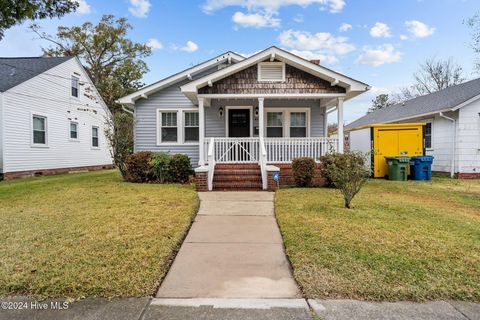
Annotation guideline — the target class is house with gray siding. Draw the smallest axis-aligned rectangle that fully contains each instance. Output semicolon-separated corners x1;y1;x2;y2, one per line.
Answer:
0;56;112;179
118;47;370;190
346;78;480;179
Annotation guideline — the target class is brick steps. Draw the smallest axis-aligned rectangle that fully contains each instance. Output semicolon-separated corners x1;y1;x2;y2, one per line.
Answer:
212;164;262;191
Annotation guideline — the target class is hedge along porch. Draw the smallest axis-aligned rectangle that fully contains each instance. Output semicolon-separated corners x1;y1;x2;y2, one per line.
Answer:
181;48;370;191
117;47;370;191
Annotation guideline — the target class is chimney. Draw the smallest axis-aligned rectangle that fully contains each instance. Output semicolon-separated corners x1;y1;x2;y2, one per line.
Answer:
310;59;320;65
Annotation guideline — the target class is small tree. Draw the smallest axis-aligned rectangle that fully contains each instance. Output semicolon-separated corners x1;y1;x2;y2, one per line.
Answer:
292;157;316;187
368;94;395;113
321;152;370;209
104;112;134;179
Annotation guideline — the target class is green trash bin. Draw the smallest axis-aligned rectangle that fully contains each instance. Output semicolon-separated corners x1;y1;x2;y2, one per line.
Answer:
384;156;410;181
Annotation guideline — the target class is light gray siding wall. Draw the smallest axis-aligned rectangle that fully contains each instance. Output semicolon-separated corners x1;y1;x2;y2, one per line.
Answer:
458;100;480;173
2;59;112;174
134;80;200;165
0;93;3;173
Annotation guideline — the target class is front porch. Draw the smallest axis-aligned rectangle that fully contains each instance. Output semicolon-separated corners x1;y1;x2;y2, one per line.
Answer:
195;96;344;191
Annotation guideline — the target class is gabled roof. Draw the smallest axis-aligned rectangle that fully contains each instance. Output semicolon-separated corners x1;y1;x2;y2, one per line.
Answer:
117;51;245;105
181;46;370;102
346;77;480;130
0;56;73;92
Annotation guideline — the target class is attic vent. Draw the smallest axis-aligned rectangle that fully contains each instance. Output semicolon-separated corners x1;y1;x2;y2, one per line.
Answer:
258;62;285;82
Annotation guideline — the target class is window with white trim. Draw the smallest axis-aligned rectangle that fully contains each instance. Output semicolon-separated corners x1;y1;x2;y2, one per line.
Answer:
424;122;432;149
32;115;47;145
184;111;199;142
290;112;307;137
71;76;79;97
92;126;99;147
70;121;79;140
267;112;283;137
258;62;285;82
160;111;178;142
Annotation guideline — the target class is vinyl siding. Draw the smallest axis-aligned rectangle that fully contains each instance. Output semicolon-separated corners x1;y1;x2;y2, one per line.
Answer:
2;58;112;173
396;112;460;173
458;99;480;173
134;80;200;165
0;92;4;173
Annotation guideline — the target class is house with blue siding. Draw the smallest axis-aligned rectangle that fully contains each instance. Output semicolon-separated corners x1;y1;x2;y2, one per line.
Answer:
118;47;370;190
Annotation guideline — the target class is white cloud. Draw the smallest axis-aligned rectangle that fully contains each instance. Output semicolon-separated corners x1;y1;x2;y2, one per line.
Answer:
232;12;280;28
146;38;162;50
202;0;345;14
76;0;91;14
279;29;355;55
370;22;392;38
128;0;151;18
279;29;354;65
339;23;352;32
405;20;435;38
172;41;199;53
356;44;402;67
400;34;409;41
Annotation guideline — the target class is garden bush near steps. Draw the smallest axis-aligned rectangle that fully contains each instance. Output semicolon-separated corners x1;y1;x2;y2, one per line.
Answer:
292;157;316;187
125;151;193;183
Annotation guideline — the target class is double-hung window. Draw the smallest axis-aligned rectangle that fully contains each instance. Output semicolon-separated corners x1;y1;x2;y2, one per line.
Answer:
92;126;99;147
32;115;47;145
160;111;178;143
184;111;199;142
71;76;79;97
70;121;79;140
290;112;307;137
266;112;283;137
424;122;432;149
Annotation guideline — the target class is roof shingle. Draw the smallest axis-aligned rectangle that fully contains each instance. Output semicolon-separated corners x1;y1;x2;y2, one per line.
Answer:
0;56;72;92
346;77;480;129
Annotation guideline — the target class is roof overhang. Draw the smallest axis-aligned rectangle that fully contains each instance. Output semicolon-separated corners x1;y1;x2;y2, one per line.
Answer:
116;51;245;106
181;46;370;104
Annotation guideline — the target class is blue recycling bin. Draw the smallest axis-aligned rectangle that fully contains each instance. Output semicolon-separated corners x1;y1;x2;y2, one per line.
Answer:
409;156;434;180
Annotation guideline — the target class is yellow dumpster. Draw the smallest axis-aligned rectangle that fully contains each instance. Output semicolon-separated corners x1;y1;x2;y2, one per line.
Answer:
348;123;425;178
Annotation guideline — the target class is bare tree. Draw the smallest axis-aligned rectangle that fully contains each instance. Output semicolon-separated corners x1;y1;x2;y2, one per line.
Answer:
466;12;480;72
394;57;465;102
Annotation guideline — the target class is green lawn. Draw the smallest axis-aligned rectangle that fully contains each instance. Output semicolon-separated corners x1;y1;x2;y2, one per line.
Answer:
0;170;198;299
275;178;480;301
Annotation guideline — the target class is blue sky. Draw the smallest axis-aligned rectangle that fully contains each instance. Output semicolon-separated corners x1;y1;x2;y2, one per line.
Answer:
0;0;478;123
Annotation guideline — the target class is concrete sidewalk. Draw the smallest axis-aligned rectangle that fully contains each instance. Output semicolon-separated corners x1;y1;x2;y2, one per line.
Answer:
156;191;301;298
1;297;479;320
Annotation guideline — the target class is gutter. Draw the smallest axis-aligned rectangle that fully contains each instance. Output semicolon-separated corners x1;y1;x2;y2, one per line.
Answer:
439;112;456;178
122;105;134;115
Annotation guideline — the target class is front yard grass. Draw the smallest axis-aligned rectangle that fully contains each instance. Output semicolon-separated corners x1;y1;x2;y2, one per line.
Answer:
0;170;198;299
275;178;480;301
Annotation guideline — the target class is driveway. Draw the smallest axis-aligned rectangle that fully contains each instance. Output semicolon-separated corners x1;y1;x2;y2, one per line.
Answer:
156;191;301;298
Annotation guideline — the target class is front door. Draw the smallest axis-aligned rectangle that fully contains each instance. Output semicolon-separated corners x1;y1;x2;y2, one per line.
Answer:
228;109;250;137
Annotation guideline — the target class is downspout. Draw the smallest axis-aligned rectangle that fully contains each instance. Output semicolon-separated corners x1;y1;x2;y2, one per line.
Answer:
439;112;456;178
122;105;134;115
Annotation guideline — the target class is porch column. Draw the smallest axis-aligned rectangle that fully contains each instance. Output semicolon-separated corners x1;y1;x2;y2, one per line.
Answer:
258;97;265;138
337;97;344;153
198;97;205;166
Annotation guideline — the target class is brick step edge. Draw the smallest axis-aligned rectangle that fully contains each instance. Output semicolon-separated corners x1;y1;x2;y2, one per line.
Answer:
214;170;261;175
215;165;260;169
214;175;262;182
213;182;262;188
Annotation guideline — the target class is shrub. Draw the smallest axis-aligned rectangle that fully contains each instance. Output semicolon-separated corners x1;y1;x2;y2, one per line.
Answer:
292;157;316;187
104;112;134;180
168;154;192;183
320;152;370;209
151;152;172;183
125;151;153;183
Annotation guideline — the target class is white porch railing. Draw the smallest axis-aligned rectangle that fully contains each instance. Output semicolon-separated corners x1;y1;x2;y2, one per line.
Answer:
264;137;337;163
203;137;338;190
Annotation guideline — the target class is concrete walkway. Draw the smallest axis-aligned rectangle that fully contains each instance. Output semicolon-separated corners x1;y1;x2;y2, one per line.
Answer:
156;191;301;298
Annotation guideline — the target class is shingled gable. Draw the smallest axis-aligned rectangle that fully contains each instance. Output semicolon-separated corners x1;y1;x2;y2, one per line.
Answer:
181;46;370;102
